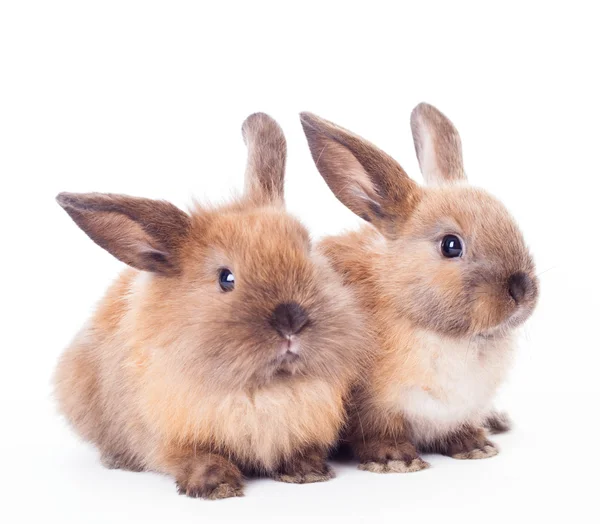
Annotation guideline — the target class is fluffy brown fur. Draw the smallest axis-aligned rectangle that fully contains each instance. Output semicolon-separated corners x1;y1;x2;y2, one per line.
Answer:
301;104;538;473
54;113;371;499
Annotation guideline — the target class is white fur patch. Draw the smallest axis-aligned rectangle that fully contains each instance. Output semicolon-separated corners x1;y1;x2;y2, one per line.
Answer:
127;270;152;302
390;330;515;444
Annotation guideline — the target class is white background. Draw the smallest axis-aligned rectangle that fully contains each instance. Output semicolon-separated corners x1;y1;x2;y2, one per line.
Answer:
1;1;598;523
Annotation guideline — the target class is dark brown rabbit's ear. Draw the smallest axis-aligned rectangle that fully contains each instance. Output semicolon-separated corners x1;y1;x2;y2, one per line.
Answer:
410;103;466;185
56;192;190;275
242;112;286;206
300;112;421;235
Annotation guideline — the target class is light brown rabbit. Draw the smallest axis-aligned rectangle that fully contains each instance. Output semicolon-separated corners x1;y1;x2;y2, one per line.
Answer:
54;113;371;499
301;104;538;473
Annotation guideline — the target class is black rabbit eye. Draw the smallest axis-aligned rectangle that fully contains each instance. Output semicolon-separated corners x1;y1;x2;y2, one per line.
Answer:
218;268;235;291
441;235;463;258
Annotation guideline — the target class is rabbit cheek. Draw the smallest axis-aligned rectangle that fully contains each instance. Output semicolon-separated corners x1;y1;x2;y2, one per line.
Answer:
401;260;472;337
467;273;525;334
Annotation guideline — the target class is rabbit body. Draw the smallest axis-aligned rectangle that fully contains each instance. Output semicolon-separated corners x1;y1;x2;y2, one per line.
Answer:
302;104;538;472
55;114;370;498
56;267;347;474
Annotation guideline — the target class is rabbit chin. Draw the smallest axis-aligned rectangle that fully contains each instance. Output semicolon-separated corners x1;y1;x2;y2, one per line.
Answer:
260;338;304;382
475;306;533;340
475;323;515;341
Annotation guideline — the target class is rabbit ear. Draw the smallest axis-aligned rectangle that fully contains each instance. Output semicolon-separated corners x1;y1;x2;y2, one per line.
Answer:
300;112;420;234
56;192;190;275
410;103;466;185
242;113;286;206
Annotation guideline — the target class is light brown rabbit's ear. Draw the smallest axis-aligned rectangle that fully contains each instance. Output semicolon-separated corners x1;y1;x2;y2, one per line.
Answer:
56;192;190;275
300;112;420;233
242;112;286;206
410;103;466;185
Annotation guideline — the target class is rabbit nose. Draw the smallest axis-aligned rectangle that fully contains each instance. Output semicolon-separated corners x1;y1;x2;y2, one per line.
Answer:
508;272;532;304
270;302;309;337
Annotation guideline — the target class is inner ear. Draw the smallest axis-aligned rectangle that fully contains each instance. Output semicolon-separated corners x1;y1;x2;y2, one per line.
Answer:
300;112;421;234
57;192;190;275
410;103;466;185
311;138;385;221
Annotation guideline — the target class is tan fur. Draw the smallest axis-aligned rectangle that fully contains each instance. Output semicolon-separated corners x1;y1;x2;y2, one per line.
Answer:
54;113;371;498
302;104;539;471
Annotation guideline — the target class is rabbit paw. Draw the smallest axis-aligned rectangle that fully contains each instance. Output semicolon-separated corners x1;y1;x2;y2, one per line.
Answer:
451;441;499;460
274;449;335;484
482;411;512;434
176;456;244;500
359;456;430;473
356;439;430;474
434;426;499;460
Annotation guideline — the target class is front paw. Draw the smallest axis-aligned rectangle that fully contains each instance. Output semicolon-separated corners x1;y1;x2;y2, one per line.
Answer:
359;457;430;473
483;410;512;434
439;426;499;460
357;440;430;474
176;456;244;500
274;464;335;484
451;440;498;460
274;450;335;484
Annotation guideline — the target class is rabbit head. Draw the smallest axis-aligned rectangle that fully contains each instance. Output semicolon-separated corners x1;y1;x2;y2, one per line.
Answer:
301;104;538;339
57;113;367;392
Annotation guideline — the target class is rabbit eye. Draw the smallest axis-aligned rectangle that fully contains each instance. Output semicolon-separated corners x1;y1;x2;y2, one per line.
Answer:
441;235;463;258
218;268;235;291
